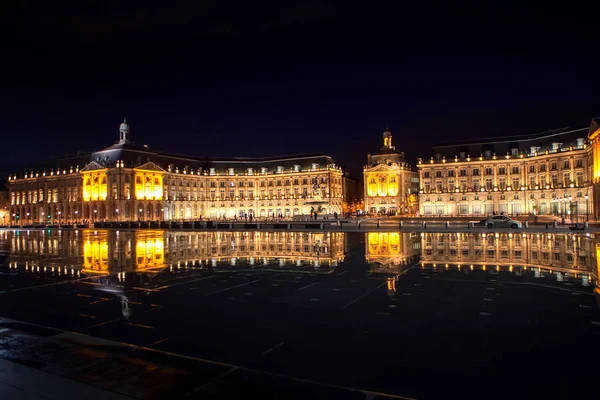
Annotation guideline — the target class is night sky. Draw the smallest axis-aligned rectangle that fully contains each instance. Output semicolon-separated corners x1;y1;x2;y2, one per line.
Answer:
3;1;599;182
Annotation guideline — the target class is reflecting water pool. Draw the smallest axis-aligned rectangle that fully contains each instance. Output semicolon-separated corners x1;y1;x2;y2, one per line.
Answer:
1;230;598;286
0;229;599;399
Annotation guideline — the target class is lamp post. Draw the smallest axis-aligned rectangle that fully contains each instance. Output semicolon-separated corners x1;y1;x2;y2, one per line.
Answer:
12;213;15;226
456;202;459;216
41;211;44;224
585;193;589;221
26;212;30;223
138;208;143;222
568;195;573;222
74;210;78;224
93;209;97;223
161;208;164;222
115;208;119;222
58;211;62;226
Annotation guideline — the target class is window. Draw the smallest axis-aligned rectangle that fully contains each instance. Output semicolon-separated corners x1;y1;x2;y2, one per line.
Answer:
499;178;506;190
512;178;520;189
460;169;467;177
448;179;455;192
485;167;493;175
511;166;519;174
552;175;558;187
424;170;430;178
563;160;570;169
498;167;506;175
576;159;583;168
485;178;493;190
551;161;557;170
563;172;570;187
447;170;455;177
472;168;480;176
539;163;546;172
576;172;584;186
473;180;480;191
529;165;536;173
435;170;442;178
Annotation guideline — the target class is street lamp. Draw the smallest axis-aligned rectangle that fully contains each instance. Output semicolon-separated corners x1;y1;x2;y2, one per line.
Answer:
41;211;44;224
74;210;78;224
161;208;164;222
585;193;589;221
456;202;460;216
138;208;143;222
115;208;119;222
58;211;62;226
93;209;97;223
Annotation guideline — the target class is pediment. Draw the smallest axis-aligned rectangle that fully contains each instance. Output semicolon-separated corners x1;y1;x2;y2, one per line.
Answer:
134;161;166;172
80;161;108;172
366;163;396;172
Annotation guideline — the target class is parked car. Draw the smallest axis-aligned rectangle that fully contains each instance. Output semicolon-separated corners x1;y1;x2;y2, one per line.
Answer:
482;215;522;229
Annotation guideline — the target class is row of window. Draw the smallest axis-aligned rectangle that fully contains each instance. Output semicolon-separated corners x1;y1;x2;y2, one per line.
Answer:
423;191;586;202
422;159;585;178
424;249;576;262
423;172;586;193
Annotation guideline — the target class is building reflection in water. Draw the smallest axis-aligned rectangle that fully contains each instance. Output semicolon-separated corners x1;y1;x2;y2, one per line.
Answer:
364;232;422;296
4;229;347;275
420;232;597;287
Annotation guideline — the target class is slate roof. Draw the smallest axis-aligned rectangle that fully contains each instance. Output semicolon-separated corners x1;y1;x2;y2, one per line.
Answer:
430;126;589;159
15;141;337;176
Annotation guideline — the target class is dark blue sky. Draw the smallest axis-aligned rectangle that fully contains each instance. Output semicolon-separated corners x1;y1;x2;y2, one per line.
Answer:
2;1;599;180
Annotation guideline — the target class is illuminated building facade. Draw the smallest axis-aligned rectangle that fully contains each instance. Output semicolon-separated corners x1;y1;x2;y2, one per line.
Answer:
418;119;600;219
363;128;419;215
5;230;347;274
7;119;344;224
0;190;9;225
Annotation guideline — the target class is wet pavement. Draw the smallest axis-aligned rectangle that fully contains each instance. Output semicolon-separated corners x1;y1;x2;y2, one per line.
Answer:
0;229;599;399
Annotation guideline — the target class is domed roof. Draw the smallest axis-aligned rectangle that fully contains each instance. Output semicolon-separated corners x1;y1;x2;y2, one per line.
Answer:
120;117;130;131
383;127;392;137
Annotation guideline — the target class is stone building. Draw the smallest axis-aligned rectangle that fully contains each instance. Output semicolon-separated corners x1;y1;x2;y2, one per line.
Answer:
0;190;9;225
417;118;600;220
363;128;419;216
7;119;344;224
